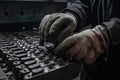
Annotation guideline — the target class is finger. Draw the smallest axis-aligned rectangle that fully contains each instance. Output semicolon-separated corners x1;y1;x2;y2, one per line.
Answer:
49;17;67;34
39;26;44;43
83;49;96;64
44;16;60;41
57;23;76;42
39;15;51;41
55;36;76;56
39;27;43;41
65;44;80;57
39;15;51;32
75;47;88;61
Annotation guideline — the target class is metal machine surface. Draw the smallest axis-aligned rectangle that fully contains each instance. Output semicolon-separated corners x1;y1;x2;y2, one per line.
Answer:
0;1;81;80
0;0;67;31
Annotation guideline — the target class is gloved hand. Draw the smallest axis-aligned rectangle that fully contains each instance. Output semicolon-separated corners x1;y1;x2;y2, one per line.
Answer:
55;25;110;64
39;13;77;43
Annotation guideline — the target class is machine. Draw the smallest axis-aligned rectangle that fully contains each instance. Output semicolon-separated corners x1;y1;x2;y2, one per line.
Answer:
0;0;81;80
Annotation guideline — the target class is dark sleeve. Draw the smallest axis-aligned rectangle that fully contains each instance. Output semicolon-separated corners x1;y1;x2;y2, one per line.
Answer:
103;18;120;45
63;0;91;31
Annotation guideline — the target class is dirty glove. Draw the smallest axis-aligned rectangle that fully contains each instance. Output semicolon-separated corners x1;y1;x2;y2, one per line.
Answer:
55;25;110;64
39;13;77;43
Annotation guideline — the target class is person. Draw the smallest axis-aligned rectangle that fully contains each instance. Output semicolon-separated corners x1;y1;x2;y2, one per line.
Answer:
39;0;120;80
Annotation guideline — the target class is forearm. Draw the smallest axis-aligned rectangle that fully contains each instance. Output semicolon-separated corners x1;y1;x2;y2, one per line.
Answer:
63;0;90;31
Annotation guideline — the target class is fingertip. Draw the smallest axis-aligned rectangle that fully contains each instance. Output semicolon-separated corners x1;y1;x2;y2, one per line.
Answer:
54;47;62;56
55;44;62;53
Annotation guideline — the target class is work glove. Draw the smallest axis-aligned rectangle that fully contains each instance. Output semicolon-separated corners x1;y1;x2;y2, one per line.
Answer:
55;25;110;64
39;13;77;43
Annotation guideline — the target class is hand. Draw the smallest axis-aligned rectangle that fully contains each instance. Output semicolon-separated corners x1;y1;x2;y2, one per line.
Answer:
55;25;110;64
39;13;77;43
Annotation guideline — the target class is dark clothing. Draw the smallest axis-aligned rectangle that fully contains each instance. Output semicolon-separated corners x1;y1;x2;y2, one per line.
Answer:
64;0;120;80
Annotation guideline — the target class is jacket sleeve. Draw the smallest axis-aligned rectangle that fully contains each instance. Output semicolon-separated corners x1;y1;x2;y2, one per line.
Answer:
63;0;91;31
103;18;120;45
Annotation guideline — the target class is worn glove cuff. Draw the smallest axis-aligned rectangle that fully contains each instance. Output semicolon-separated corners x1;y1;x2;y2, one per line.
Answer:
92;25;110;55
